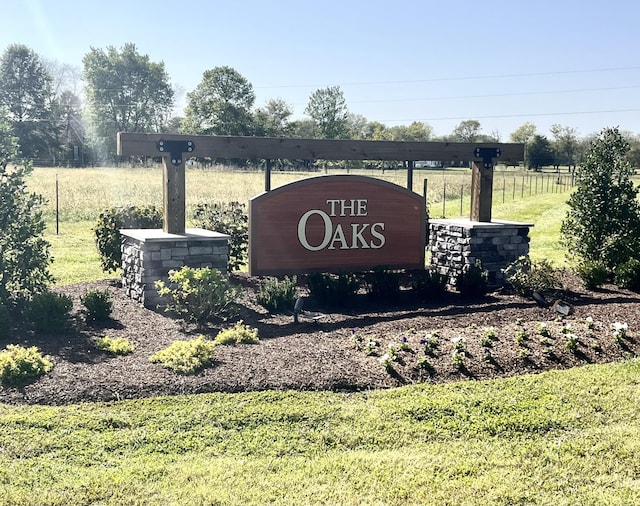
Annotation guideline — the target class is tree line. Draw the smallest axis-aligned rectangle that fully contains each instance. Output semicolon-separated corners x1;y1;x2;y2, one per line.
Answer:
1;42;639;169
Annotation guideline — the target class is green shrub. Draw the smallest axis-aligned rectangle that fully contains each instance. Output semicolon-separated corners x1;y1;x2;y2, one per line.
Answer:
213;321;259;345
192;201;248;272
411;268;447;299
80;289;113;322
0;303;10;340
307;272;360;307
575;260;609;290
614;258;640;291
95;336;135;355
456;260;488;297
0;344;53;385
155;266;240;325
256;276;297;314
364;267;401;301
94;205;163;273
503;256;562;296
150;335;215;374
28;291;73;333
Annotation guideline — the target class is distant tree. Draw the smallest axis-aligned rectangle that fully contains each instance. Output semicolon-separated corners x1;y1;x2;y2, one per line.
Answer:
254;98;293;137
622;131;640;169
561;127;640;270
304;86;350;139
347;113;369;140
452;120;481;142
389;121;433;142
83;43;174;160
527;135;554;170
289;118;318;138
362;121;390;141
0;44;55;160
183;66;255;136
51;90;85;165
550;124;579;171
509;122;537;144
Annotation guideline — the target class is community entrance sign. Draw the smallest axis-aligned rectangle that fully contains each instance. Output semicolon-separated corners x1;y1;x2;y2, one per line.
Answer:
249;175;425;276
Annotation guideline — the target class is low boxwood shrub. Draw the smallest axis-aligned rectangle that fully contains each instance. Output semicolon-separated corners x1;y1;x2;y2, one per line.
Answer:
150;335;215;374
256;276;297;314
155;266;240;325
0;344;53;385
94;205;163;273
81;289;113;322
307;272;360;307
364;267;401;301
503;256;562;296
95;336;135;355
213;320;259;346
614;258;640;291
411;268;447;299
576;260;609;290
456;260;489;297
28;291;73;333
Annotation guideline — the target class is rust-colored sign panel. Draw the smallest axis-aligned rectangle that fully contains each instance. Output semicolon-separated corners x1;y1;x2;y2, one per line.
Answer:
249;175;426;276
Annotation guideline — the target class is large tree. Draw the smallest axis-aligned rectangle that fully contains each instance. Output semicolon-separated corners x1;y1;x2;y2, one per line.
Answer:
83;43;174;160
254;98;293;137
509;122;537;145
550;124;579;171
561;127;640;269
452;120;481;142
183;66;255;136
0;44;54;160
527;135;555;170
304;85;349;139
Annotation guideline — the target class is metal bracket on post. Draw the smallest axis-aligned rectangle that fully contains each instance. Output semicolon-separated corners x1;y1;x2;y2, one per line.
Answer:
474;147;501;169
157;140;195;166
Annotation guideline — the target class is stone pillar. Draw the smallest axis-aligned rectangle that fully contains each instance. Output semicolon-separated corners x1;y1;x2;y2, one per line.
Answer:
120;228;230;308
428;218;533;288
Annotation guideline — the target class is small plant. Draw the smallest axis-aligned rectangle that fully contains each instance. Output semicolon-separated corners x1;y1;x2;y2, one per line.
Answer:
537;322;551;338
155;266;240;325
379;353;395;373
561;322;573;335
364;266;401;301
256;276;297;314
398;336;411;352
420;332;439;356
95;336;135;355
515;329;529;346
518;347;530;359
416;356;433;371
456;260;488;297
482;347;494;362
364;338;379;356
28;291;73;333
565;334;578;353
503;256;562;296
307;272;360;307
351;329;364;349
575;260;609;290
81;289;113;322
451;336;466;353
481;327;499;347
611;322;628;345
411;268;447;299
452;350;466;370
213;321;259;346
0;344;53;385
614;258;640;291
584;316;596;330
150;335;216;374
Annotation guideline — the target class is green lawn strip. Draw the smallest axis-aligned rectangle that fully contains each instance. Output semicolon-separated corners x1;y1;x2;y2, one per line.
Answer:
0;359;638;504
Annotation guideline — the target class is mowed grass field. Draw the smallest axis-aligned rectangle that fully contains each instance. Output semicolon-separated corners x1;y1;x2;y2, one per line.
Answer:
27;165;574;284
5;165;638;504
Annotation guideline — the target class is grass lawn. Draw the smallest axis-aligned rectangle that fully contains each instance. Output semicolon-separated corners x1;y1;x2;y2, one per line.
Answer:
1;360;639;504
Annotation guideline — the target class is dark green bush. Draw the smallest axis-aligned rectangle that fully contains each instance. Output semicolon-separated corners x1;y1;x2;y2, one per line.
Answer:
503;256;562;296
256;276;298;313
364;267;401;301
94;205;163;273
614;258;640;291
575;260;609;290
28;291;73;333
192;201;248;272
80;289;114;322
307;272;360;307
456;260;488;297
155;266;240;325
411;268;447;299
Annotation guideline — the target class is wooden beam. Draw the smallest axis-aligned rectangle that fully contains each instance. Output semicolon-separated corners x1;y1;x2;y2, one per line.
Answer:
470;161;493;222
117;132;525;163
162;157;185;234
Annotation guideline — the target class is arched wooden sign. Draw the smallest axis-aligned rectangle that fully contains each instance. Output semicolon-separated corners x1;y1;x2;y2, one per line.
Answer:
249;175;426;276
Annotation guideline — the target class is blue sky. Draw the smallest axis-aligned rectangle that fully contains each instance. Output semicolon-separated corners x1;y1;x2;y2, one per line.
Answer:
2;0;639;139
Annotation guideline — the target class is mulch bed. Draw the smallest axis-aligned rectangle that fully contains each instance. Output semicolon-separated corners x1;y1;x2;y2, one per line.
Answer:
1;271;639;406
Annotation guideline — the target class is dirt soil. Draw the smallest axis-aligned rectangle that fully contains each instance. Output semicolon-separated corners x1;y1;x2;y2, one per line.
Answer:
1;271;639;406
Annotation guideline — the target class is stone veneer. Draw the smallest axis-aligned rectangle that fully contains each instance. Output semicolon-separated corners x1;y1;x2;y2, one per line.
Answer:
120;228;230;308
429;219;533;288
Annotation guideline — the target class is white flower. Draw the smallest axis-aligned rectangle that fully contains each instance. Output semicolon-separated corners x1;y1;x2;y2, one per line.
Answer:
378;353;390;363
451;336;465;344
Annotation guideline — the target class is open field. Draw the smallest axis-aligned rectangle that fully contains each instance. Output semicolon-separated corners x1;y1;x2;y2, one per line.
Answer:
28;166;575;284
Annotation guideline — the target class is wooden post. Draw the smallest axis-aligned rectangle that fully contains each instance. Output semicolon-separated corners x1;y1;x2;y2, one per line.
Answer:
407;160;414;191
265;159;272;192
162;156;186;234
470;161;493;222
